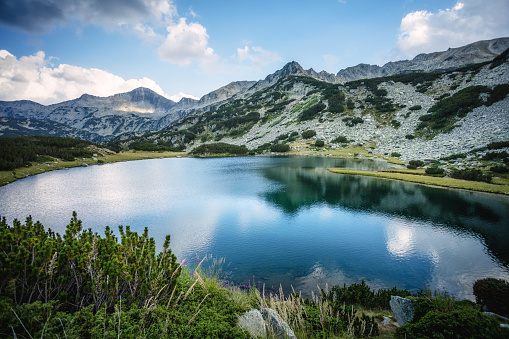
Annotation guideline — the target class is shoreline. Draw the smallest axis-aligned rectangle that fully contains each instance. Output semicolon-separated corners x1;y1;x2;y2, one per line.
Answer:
327;168;509;196
3;150;508;197
0;150;187;187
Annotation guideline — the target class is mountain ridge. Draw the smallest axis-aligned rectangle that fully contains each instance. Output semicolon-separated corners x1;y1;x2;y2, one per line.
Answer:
336;37;509;81
1;37;508;151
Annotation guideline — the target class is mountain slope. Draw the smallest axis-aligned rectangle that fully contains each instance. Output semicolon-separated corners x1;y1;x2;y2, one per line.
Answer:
0;117;106;142
116;52;509;162
1;37;508;149
336;37;509;82
0;88;182;139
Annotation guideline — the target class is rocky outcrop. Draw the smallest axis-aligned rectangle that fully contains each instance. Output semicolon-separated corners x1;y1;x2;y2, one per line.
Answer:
238;309;267;338
191;81;257;108
390;296;415;326
238;308;296;339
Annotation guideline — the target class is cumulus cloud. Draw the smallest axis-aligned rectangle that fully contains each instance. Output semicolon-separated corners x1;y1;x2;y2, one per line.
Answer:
236;45;281;69
0;0;176;33
158;18;218;69
397;0;509;58
0;50;195;105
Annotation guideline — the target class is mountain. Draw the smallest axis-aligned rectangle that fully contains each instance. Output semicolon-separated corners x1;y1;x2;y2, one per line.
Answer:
1;37;509;156
0;88;190;140
0;82;260;141
0;117;106;141
336;37;509;82
115;45;509;162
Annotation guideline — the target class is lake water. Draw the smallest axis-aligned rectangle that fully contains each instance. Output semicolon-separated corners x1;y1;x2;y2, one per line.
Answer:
1;155;509;300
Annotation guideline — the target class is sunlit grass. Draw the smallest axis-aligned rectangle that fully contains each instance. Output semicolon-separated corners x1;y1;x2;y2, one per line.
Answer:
328;168;509;195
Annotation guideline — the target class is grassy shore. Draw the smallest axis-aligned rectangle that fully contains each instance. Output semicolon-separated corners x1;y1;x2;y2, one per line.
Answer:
0;150;186;187
328;168;509;195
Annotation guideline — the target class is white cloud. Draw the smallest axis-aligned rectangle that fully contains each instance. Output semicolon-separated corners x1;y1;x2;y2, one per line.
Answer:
0;50;194;105
236;45;281;69
168;91;199;102
158;18;218;69
0;0;177;33
397;0;509;58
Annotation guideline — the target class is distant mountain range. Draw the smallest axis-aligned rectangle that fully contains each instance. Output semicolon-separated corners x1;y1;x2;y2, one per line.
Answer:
0;37;508;144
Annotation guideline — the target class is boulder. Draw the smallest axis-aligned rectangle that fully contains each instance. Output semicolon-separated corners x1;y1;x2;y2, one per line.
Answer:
390;296;415;326
238;308;296;339
261;308;297;339
238;309;266;338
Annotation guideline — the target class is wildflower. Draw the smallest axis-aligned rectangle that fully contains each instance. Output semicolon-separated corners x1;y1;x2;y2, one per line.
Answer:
320;317;325;323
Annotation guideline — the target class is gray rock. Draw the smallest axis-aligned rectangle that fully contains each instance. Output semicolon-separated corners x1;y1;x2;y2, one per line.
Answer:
390;296;415;326
383;316;392;327
261;308;297;339
238;309;267;338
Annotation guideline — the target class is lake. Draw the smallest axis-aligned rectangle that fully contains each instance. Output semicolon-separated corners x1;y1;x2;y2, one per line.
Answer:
1;155;508;300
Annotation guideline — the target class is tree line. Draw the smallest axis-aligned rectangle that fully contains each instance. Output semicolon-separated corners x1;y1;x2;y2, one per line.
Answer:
0;136;95;171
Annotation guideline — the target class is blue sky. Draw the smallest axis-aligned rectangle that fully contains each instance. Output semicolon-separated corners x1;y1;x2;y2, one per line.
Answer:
1;0;508;104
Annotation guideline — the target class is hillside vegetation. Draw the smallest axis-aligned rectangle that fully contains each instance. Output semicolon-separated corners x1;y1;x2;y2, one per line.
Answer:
107;54;509;165
0;136;95;170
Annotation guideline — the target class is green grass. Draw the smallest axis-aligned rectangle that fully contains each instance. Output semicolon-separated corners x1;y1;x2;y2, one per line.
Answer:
327;168;509;195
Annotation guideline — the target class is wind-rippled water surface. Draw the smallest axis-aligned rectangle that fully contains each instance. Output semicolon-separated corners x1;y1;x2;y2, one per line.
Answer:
1;155;508;300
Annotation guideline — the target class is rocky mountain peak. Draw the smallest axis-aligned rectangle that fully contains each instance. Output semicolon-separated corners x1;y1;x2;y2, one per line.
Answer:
280;61;306;76
115;87;176;107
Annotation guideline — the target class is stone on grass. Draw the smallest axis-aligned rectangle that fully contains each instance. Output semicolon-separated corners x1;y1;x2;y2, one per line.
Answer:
238;309;266;338
261;308;297;339
390;296;415;326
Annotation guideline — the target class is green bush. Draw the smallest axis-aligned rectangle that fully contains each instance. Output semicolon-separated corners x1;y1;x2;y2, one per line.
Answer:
0;213;181;312
190;143;248;155
409;160;424;168
391;152;401;157
483;151;509;161
473;278;509;317
442;153;467;161
409;105;422;111
391;119;401;128
450;168;492;183
405;134;415;140
343;116;364;127
301;130;317;139
299;102;326;121
487;140;509;150
425;166;445;175
314;140;325;147
322;280;412;311
407;164;417;169
270;143;290;152
395;306;507;339
332;135;349;144
490;165;509;173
